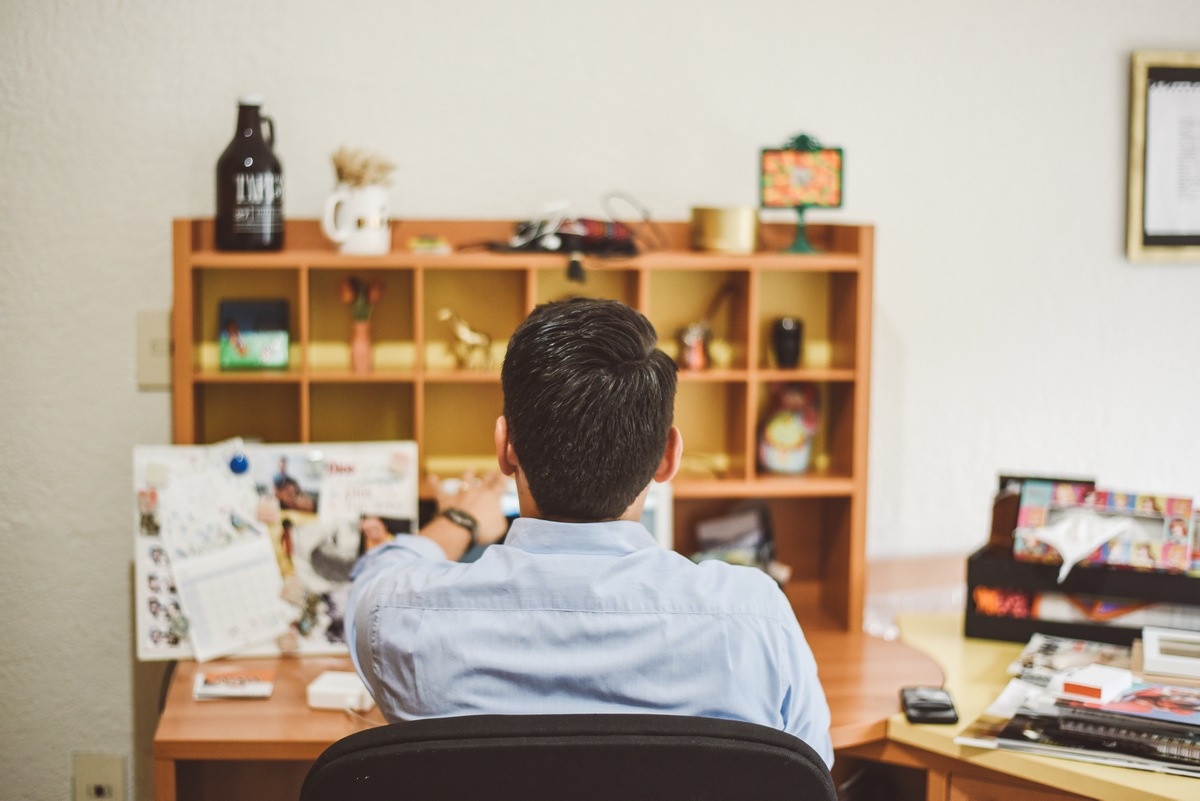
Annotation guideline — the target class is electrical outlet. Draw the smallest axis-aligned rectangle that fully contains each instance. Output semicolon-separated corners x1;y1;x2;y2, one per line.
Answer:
73;753;126;801
137;309;172;390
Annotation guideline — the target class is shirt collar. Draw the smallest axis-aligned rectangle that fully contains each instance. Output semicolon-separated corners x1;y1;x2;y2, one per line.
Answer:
503;517;660;555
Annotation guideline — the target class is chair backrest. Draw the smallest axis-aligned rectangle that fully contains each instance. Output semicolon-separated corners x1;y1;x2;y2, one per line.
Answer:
300;713;836;801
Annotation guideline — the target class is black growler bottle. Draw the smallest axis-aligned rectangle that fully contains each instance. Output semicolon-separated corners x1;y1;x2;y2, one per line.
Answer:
215;96;284;250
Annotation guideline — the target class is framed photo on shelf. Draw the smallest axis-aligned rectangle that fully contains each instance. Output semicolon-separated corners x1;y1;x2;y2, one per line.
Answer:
1126;50;1200;262
760;148;844;209
218;298;290;370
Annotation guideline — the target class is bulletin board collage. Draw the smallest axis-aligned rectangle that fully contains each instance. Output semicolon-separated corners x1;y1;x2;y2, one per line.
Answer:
133;439;419;662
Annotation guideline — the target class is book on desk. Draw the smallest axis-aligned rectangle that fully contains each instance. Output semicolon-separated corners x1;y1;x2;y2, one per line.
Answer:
193;667;275;700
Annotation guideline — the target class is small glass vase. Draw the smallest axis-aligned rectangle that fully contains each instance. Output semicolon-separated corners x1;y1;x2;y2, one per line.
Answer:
350;320;372;373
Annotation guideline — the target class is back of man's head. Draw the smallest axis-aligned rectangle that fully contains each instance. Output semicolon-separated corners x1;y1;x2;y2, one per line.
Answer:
501;297;677;521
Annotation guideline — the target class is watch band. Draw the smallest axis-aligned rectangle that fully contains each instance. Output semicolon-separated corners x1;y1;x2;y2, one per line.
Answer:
440;507;479;549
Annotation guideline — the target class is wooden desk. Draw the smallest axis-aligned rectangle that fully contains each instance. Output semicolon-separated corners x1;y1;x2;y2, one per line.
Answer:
153;606;941;801
154;656;383;801
841;613;1200;801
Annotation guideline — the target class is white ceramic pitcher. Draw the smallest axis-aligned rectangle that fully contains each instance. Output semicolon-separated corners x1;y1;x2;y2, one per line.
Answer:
321;184;391;255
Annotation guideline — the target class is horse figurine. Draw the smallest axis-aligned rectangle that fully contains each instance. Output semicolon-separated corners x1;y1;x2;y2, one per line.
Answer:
437;307;492;369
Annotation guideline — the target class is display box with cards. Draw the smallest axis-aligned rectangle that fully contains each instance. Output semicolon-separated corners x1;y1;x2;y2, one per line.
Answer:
966;475;1200;645
965;545;1200;645
1011;478;1194;574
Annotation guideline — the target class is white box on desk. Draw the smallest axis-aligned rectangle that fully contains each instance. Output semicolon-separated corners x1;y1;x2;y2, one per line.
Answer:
1142;627;1200;680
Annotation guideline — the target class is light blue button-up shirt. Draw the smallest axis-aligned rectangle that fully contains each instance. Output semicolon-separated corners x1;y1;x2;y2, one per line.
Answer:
347;516;833;766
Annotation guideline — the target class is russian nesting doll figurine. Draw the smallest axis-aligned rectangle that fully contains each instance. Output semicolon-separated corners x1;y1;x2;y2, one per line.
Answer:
758;383;819;474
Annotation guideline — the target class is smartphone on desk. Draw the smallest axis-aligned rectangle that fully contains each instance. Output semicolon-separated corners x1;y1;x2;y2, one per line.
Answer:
900;685;958;724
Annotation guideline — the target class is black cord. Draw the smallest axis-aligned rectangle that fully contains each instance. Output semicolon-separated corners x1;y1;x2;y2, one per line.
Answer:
603;191;669;252
158;660;178;713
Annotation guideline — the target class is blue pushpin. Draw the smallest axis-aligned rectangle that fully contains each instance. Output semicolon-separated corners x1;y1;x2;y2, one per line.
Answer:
229;452;249;474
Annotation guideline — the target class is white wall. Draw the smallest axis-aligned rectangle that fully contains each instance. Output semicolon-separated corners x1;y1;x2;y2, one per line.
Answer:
2;1;1198;798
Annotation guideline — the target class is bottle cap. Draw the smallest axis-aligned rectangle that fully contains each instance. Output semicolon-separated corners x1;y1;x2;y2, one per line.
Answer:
238;95;264;106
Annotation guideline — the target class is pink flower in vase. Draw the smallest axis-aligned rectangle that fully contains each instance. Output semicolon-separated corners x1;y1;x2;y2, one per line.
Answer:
339;276;385;321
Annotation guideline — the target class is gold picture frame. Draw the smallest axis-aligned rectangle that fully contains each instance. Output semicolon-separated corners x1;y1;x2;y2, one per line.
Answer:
1127;50;1200;262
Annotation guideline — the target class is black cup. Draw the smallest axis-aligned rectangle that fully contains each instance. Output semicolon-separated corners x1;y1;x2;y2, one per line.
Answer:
771;317;803;369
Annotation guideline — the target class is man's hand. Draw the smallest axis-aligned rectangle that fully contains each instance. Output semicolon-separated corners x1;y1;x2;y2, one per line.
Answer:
428;470;509;546
360;516;394;551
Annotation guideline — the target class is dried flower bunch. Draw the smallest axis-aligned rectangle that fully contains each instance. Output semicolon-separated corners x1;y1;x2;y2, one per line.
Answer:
331;147;396;187
340;276;384;321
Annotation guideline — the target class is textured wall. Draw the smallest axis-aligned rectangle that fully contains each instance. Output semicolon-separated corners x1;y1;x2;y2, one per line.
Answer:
2;2;1200;799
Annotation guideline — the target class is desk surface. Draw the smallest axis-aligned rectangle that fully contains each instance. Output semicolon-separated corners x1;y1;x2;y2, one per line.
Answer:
890;613;1199;801
155;656;386;763
153;601;941;762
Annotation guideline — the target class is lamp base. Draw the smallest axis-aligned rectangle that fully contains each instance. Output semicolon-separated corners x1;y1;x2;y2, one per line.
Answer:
787;207;819;253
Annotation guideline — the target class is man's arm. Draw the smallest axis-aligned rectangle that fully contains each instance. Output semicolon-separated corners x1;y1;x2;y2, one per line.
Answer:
357;470;509;561
347;471;509;695
418;470;510;560
776;596;835;767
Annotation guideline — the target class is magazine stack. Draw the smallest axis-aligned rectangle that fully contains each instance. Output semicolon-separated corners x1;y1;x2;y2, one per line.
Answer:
956;632;1200;778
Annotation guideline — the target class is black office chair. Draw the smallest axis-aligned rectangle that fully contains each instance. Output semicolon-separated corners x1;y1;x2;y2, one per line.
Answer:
300;713;836;801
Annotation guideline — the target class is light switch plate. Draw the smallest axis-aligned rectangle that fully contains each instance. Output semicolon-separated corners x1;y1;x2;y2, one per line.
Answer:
137;309;171;389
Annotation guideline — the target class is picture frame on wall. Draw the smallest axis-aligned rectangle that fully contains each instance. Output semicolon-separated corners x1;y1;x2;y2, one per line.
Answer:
1126;50;1200;262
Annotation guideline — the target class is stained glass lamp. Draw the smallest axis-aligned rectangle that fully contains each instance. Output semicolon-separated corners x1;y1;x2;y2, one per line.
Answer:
760;134;843;253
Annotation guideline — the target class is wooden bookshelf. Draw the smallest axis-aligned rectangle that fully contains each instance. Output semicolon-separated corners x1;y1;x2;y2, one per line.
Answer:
172;217;873;628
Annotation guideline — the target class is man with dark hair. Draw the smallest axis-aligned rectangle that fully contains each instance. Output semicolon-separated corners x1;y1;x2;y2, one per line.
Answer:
498;296;678;522
347;298;833;766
